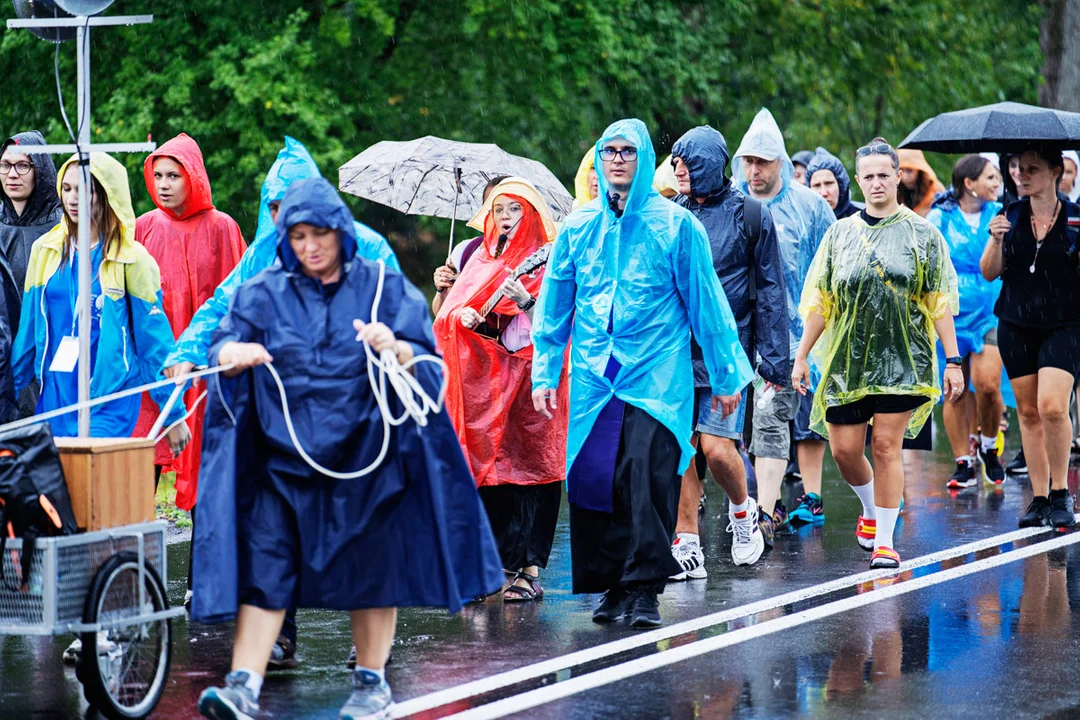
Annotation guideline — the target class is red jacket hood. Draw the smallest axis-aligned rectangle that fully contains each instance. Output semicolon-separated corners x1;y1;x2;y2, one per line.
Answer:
143;133;214;220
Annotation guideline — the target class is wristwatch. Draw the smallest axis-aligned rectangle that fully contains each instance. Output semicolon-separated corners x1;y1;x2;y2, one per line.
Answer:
517;295;537;311
945;356;963;367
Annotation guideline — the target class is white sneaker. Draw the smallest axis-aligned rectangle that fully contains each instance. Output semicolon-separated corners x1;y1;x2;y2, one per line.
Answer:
63;637;82;664
62;632;118;665
728;504;765;566
669;537;708;580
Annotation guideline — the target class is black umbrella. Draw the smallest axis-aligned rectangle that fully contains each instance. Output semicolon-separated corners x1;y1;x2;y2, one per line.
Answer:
899;101;1080;154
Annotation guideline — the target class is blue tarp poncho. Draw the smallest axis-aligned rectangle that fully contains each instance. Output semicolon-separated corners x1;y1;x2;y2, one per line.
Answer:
191;178;502;623
530;119;753;478
165;137;400;370
732;109;835;360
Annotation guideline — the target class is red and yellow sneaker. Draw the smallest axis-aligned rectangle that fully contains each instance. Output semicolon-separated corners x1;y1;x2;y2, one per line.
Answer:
856;516;876;551
870;546;901;569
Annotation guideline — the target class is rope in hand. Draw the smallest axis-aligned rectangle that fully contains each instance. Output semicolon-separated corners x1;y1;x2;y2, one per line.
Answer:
0;260;447;480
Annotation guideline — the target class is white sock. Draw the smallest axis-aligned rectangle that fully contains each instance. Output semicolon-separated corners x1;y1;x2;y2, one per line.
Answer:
355;665;386;682
955;455;972;464
676;532;700;546
729;497;751;519
874;505;900;550
969;433;979;444
981;434;997;451
235;668;263;699
849;479;876;519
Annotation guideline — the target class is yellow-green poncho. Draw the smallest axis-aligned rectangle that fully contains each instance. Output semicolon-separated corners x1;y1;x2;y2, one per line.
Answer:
799;205;958;438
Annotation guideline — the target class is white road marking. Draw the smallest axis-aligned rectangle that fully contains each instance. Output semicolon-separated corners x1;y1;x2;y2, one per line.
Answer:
392;523;1054;718
442;527;1080;720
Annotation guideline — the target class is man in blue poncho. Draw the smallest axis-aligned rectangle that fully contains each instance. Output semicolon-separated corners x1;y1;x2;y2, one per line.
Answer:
732;109;835;539
531;119;752;629
164;137;399;669
193;177;502;720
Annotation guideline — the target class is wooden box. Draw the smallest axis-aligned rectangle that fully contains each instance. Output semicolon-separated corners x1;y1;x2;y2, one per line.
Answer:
53;437;157;531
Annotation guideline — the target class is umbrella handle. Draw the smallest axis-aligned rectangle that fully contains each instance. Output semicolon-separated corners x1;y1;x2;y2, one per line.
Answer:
448;167;462;262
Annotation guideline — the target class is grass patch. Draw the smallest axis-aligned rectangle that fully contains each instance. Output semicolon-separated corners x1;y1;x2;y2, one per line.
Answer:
155;471;192;528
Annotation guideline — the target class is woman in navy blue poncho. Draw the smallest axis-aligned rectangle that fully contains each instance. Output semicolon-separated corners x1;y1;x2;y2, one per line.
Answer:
193;177;503;720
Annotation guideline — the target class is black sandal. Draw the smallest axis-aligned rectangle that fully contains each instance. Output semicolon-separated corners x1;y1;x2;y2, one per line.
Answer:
503;571;543;602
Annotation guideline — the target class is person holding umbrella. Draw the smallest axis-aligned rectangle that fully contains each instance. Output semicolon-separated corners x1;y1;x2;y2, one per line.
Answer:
794;138;963;569
433;177;568;603
981;147;1080;529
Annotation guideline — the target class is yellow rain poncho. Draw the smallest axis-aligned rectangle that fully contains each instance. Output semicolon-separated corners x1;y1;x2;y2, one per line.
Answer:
653;154;679;198
799;205;958;438
573;149;596;208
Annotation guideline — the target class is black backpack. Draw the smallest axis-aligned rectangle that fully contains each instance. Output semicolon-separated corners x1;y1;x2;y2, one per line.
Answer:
0;423;78;591
743;195;763;303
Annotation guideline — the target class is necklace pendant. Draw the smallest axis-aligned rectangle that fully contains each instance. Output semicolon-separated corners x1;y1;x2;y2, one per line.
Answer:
1029;263;1037;274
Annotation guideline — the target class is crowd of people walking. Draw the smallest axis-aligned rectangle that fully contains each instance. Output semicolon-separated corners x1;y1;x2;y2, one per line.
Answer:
0;105;1076;719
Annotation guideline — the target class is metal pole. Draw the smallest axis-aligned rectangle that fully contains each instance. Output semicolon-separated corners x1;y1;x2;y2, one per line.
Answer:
76;21;92;438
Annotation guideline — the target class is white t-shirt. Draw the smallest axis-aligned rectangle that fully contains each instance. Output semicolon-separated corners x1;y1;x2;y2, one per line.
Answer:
961;210;981;229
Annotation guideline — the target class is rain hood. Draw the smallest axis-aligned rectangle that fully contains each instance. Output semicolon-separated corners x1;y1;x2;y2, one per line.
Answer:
0;131;64;292
898;149;946;217
573;148;596;208
275;177;358;273
142;133;215;220
807;147;862;219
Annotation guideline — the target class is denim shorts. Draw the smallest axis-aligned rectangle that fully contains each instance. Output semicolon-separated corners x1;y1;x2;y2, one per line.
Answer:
793;388;826;443
693;388;747;441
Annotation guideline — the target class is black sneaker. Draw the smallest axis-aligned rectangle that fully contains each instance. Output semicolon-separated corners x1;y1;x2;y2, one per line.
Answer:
980;448;1006;486
946;459;977;489
628;587;661;629
1006;449;1028;475
267;635;300;671
1049;489;1076;528
1019;496;1052;528
592;587;631;624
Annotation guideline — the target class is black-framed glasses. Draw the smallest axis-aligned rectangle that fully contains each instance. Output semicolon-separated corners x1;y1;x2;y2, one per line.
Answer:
599;147;638;163
856;143;892;157
0;161;33;176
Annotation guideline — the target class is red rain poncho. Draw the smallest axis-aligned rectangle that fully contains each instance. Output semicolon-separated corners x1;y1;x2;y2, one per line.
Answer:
133;134;246;509
433;194;568;488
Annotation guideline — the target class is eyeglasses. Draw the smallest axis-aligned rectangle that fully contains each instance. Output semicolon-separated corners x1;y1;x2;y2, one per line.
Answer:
599;147;638;163
0;161;33;176
856;143;892;157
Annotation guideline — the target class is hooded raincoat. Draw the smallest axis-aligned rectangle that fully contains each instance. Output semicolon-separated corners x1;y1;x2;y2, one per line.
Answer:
132;134;246;507
807;147;864;220
531;119;752;482
800;206;959;438
670;126;789;387
11;153;186;436
164;137;399;371
573;148;597;208
0;131;62;297
434;179;568;489
192;178;502;623
898;150;946;218
732;109;835;361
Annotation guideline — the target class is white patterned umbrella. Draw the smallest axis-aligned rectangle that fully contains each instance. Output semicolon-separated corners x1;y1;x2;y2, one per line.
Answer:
338;136;574;257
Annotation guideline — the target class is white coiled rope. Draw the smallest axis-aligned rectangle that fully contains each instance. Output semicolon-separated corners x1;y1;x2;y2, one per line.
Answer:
0;260;447;480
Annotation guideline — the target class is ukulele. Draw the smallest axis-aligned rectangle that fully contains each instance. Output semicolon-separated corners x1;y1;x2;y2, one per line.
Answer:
479;244;552;317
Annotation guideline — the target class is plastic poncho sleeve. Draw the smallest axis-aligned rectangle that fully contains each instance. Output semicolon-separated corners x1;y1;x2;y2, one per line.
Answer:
355;221;401;272
531;229;577;390
921;225;961;321
799;232;834;321
677;216;754;396
167;252;251;368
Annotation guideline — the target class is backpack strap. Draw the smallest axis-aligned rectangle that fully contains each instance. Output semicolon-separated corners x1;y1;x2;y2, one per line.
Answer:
743;196;762;302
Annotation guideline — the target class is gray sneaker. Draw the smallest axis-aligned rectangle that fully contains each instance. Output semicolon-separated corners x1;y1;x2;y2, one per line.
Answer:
340;669;393;720
198;671;260;720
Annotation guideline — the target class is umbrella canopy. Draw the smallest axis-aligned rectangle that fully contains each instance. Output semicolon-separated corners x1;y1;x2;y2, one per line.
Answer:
899;101;1080;154
338;136;574;225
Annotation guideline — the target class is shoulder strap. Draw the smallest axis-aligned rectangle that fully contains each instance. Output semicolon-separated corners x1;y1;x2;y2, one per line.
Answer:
743;196;762;302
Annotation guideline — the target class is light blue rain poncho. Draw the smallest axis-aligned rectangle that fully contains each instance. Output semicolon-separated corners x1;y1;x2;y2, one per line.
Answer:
164;137;400;368
531;119;753;476
732;109;835;360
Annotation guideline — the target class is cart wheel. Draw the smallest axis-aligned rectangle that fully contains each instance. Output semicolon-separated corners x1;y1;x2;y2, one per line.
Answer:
77;551;172;720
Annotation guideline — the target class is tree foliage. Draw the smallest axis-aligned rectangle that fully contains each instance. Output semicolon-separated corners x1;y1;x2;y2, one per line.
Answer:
0;0;1043;283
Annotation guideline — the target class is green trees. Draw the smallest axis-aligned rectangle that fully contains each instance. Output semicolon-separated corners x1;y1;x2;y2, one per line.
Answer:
0;1;1042;282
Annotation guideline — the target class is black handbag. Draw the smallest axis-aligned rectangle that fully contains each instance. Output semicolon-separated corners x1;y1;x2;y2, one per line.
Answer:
0;423;78;591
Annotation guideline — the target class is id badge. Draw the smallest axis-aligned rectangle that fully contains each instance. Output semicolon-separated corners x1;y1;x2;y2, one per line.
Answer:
49;336;80;373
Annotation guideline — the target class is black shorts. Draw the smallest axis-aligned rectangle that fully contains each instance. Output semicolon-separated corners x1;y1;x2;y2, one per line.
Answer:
998;321;1080;379
825;394;929;426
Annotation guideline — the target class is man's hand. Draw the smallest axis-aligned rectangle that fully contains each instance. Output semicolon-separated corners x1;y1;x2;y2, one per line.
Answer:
164;361;195;384
711;394;740;418
532;387;557;420
166;423;192;457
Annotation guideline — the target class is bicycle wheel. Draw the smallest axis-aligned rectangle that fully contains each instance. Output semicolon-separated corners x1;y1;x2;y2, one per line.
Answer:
77;551;172;720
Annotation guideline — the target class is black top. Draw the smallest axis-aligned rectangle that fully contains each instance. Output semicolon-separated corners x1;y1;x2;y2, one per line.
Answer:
995;199;1080;328
860;209;885;227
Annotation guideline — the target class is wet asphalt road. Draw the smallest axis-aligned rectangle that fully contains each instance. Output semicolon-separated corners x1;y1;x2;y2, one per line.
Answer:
4;410;1080;719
